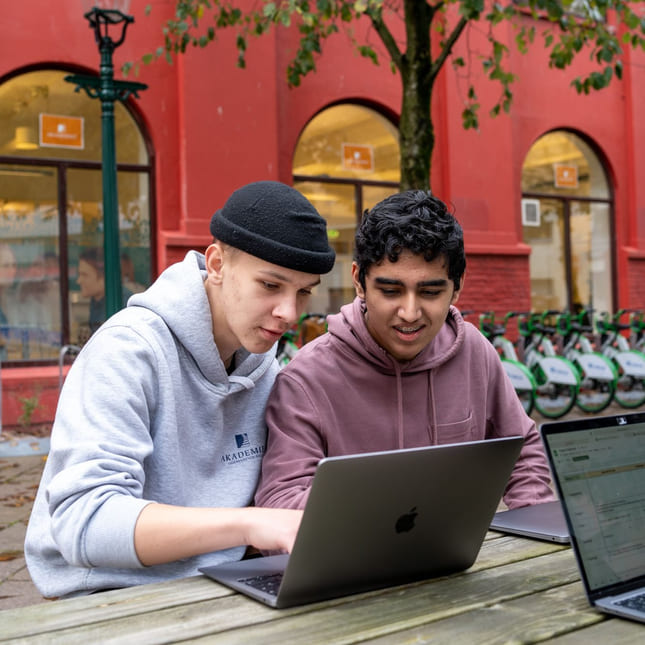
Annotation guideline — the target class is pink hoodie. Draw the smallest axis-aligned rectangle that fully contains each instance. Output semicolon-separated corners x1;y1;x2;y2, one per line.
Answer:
255;298;555;510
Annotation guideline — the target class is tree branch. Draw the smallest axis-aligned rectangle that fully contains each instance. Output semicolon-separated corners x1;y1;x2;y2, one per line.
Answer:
431;15;469;81
366;4;403;71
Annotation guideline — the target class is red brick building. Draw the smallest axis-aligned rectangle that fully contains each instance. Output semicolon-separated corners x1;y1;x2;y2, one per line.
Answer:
1;0;645;426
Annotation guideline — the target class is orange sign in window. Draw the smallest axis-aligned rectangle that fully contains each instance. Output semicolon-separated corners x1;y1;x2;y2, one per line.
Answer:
342;143;374;172
39;113;84;149
554;164;578;188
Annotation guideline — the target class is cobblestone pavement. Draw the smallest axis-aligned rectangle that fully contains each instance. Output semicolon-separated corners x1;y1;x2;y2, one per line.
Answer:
1;400;643;612
0;453;48;611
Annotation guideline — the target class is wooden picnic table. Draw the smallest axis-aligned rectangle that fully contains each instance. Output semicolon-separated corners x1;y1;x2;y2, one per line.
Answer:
1;531;643;644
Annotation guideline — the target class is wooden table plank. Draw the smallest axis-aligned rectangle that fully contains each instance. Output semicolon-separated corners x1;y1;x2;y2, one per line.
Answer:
0;534;564;642
369;581;605;644
2;547;579;644
0;576;232;641
543;616;645;644
172;549;579;645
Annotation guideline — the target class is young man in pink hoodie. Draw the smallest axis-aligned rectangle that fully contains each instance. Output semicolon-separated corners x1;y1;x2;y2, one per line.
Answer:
255;190;555;511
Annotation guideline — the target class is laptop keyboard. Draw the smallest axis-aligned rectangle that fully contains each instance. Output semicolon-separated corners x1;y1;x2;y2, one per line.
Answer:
238;573;283;596
615;592;645;612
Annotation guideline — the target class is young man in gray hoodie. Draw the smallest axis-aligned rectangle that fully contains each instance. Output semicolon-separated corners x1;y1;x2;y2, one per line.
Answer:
25;181;335;599
255;190;555;511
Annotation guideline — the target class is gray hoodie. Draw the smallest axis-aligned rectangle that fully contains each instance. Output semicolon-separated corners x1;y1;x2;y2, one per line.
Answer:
25;251;278;598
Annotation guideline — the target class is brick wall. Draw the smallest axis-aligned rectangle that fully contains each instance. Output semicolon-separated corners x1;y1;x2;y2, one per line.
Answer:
628;257;645;307
459;253;531;342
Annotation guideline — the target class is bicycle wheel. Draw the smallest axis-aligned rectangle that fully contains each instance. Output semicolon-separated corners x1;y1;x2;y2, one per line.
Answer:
531;364;577;418
613;374;645;408
516;389;535;415
575;378;615;413
500;359;535;415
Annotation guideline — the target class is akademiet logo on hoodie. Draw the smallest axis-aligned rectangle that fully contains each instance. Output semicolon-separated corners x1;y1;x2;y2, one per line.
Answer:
220;433;265;464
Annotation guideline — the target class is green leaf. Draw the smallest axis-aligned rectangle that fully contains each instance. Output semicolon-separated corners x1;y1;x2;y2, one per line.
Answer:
358;45;378;64
462;105;480;130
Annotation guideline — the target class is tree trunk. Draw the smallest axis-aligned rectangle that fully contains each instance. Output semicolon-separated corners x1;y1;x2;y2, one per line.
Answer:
399;0;434;192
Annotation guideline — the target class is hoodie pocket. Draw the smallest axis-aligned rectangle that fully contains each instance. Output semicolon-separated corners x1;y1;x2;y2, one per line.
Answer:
431;411;476;444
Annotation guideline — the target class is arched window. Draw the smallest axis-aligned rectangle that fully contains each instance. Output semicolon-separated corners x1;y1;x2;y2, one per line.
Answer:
521;131;612;314
0;68;154;364
293;104;400;313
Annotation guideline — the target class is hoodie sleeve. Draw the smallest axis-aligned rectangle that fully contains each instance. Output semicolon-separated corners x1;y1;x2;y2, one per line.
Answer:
482;337;556;509
45;323;160;569
254;370;326;510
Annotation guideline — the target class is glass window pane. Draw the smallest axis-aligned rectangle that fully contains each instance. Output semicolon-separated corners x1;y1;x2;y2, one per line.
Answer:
570;202;592;310
363;185;398;211
293;104;400;314
523;199;568;311
295;181;356;313
571;201;612;313
118;170;152;294
67;168;151;344
0;70;148;165
293;105;400;183
521;131;609;198
0;164;61;361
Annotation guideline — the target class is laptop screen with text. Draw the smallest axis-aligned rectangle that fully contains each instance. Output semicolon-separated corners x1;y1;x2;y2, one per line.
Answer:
543;417;645;597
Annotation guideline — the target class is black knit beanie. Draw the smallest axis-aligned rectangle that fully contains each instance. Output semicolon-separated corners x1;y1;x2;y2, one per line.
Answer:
210;181;335;274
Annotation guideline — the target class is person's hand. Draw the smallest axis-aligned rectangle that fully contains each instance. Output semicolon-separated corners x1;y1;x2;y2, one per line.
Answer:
134;504;304;566
244;507;303;554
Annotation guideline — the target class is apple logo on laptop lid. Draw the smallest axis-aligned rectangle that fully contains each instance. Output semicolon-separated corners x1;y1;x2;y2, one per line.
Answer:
395;507;418;533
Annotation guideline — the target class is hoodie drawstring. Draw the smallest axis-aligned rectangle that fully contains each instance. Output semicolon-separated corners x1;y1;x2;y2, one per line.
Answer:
428;369;437;444
395;362;405;449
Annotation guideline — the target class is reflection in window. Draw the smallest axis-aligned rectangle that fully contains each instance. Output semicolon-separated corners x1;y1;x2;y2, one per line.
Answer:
0;166;61;360
67;169;150;345
0;70;153;364
293;104;400;314
521;131;612;313
0;70;146;164
522;131;609;199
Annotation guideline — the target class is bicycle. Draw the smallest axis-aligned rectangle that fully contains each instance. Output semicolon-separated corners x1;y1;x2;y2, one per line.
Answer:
517;311;580;418
276;312;327;367
478;311;536;415
628;309;645;354
596;309;645;408
555;309;616;413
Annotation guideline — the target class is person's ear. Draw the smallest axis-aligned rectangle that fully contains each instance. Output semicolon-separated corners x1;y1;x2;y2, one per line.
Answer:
205;242;226;285
451;275;464;305
351;262;365;299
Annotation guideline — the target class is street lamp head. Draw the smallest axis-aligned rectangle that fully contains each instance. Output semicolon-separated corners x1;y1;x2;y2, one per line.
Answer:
81;1;134;50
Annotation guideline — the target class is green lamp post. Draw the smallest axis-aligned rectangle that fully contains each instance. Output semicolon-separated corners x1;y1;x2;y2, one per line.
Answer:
65;1;147;317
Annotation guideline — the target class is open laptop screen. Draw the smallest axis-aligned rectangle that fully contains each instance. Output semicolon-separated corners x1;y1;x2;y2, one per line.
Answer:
542;415;645;597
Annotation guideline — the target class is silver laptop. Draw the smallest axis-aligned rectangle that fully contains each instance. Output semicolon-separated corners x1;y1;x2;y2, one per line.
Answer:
490;500;570;543
200;436;524;608
541;412;645;623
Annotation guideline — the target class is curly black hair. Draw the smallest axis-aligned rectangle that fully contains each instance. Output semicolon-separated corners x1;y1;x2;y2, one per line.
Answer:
354;190;466;291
